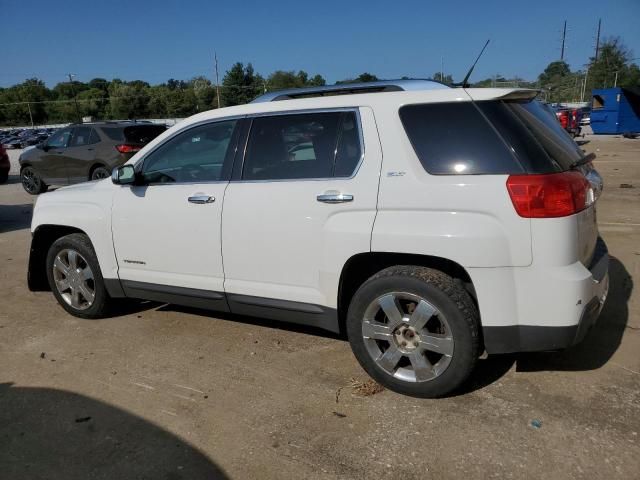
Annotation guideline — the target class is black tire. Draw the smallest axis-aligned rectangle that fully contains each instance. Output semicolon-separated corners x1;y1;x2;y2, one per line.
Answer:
346;266;480;398
90;166;111;181
45;233;113;319
0;171;7;184
20;166;48;195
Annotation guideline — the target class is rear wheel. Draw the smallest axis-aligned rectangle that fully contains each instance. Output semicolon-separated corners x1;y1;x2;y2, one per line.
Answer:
0;171;7;184
46;233;113;318
346;266;480;398
90;166;111;181
21;166;48;195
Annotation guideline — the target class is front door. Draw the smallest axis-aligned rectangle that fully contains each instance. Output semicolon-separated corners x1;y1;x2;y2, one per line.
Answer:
38;127;73;184
111;118;241;308
221;108;382;323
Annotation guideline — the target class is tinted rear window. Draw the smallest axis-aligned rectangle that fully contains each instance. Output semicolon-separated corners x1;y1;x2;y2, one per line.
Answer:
124;125;166;144
99;125;166;144
477;100;583;172
400;100;584;175
399;102;523;175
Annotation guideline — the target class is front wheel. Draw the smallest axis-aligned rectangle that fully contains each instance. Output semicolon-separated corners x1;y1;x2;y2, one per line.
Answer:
46;233;113;318
346;266;480;398
91;166;111;181
21;166;48;195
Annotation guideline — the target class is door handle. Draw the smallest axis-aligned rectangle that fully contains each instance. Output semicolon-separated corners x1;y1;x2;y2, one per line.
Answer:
188;195;215;204
316;193;354;203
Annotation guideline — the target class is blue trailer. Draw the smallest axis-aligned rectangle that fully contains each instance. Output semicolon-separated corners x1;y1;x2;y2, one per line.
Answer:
590;87;640;134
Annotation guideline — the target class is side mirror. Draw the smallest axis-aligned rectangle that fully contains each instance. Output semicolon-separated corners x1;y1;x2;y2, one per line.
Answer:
112;164;137;185
41;143;50;151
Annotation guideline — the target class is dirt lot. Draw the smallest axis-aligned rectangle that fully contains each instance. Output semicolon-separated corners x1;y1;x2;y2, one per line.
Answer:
1;137;639;479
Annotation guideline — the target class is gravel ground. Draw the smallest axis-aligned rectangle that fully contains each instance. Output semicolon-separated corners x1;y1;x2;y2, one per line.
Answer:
1;135;639;479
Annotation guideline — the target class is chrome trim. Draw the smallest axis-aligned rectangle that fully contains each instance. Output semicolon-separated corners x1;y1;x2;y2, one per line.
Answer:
233;107;365;183
317;193;354;203
187;195;215;204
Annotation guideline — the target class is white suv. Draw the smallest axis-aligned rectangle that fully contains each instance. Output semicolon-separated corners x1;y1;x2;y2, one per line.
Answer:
28;80;609;397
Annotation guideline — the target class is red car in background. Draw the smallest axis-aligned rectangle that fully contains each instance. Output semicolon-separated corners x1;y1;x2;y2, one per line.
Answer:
0;144;9;183
553;107;582;137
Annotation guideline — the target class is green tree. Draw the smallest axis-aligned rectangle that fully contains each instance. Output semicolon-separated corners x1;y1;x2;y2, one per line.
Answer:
431;72;454;85
221;63;264;106
336;72;379;84
108;81;150;119
586;37;640;90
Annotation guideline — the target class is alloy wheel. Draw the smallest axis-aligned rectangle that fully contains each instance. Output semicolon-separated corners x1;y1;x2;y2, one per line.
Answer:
362;292;454;382
21;167;41;194
52;249;96;310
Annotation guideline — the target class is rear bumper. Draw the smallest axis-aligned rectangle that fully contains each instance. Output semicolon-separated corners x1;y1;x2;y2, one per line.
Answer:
483;237;609;354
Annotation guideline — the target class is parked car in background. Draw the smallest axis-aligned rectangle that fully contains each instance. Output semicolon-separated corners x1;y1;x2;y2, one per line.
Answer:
0;144;9;183
554;107;582;137
20;133;50;148
19;121;166;194
580;106;591;126
27;80;608;398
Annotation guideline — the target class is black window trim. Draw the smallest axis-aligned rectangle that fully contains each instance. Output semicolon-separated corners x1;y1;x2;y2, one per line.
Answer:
231;107;365;183
134;116;245;186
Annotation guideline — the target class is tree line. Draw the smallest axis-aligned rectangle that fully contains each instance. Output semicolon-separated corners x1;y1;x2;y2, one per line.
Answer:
1;38;638;127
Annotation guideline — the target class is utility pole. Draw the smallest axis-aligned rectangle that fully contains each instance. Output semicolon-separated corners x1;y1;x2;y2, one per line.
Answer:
440;56;444;83
594;19;601;61
560;20;567;61
214;52;221;108
67;73;81;123
27;102;34;128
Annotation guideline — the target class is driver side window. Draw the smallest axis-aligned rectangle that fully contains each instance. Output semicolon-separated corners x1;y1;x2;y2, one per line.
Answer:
141;120;238;184
47;128;72;148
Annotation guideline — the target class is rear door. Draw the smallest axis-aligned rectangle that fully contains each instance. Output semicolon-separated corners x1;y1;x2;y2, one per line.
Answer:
65;126;98;183
221;108;382;322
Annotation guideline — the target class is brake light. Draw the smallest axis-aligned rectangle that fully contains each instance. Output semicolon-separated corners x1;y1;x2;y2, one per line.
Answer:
506;171;592;218
556;111;568;129
115;144;141;154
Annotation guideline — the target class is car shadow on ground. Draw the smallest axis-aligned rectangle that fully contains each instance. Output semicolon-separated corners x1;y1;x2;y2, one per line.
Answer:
156;303;344;341
0;203;34;233
98;257;631;396
514;256;631;372
3;174;22;185
0;383;229;479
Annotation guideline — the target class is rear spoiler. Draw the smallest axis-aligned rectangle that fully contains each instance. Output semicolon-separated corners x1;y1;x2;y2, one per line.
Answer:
497;89;541;101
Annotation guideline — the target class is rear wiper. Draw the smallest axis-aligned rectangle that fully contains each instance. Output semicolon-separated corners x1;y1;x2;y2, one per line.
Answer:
569;152;596;170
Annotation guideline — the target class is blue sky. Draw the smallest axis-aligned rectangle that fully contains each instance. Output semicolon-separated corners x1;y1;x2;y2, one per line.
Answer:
1;0;639;87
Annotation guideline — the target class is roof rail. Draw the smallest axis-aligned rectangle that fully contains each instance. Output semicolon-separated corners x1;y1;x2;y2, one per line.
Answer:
251;79;449;103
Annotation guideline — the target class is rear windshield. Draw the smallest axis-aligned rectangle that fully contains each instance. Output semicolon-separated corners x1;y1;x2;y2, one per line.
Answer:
477;100;583;172
399;100;583;175
100;124;166;144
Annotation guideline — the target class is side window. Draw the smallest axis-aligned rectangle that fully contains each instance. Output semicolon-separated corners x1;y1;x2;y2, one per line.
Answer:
69;126;92;147
334;112;362;177
399;103;523;175
141;120;237;183
47;128;72;148
243;112;349;181
88;128;101;144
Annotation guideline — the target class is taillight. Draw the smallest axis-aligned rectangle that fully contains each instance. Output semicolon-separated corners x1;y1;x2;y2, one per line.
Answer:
115;144;142;154
506;171;592;218
556;111;568;129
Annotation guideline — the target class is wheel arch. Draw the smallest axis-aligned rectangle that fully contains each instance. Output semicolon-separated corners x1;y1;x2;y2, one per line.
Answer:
28;224;87;291
337;252;479;335
89;162;109;180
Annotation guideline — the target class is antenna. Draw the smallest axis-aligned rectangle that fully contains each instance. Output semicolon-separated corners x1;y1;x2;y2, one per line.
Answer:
458;39;490;88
